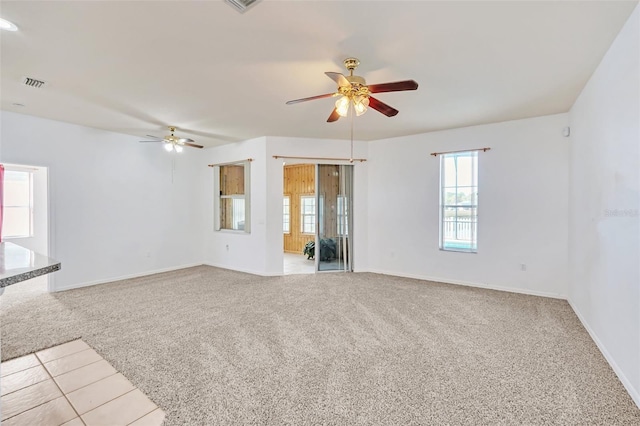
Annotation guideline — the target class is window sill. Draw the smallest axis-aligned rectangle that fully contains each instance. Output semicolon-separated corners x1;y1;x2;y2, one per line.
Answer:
215;229;250;235
439;248;477;254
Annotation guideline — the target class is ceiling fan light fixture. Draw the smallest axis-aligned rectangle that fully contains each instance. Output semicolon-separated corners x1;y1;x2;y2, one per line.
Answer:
175;145;184;153
335;96;350;117
164;143;174;152
0;18;18;31
354;96;369;116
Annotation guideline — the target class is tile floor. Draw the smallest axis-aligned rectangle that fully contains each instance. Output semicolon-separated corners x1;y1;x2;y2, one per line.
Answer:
1;339;164;426
283;252;315;275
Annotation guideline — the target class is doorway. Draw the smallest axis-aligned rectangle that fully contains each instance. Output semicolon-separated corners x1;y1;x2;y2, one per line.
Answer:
0;164;50;305
283;164;315;275
282;163;353;274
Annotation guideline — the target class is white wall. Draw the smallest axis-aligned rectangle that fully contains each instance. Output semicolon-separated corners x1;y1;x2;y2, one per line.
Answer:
367;114;570;298
568;4;640;407
0;111;203;291
201;136;368;276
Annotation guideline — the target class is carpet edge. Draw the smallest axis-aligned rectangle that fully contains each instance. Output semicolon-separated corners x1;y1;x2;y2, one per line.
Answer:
367;268;567;299
568;298;640;409
52;263;204;292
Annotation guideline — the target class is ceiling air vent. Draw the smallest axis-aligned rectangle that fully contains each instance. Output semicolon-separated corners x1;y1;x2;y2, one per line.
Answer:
225;0;261;13
22;77;47;88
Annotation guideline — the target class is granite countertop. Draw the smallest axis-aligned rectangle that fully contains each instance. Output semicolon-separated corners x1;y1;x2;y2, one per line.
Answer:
0;242;61;289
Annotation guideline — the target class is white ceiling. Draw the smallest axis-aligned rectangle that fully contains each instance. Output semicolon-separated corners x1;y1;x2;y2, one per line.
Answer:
1;1;637;147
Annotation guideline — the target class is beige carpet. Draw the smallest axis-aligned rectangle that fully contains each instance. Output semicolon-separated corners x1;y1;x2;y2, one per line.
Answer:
1;266;638;425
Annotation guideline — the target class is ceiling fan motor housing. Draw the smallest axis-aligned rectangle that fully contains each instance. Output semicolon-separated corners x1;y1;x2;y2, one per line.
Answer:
346;75;366;86
344;57;360;72
339;76;370;99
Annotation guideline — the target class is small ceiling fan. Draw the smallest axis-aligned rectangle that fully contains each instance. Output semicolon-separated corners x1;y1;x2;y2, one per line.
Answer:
139;126;204;152
286;57;418;122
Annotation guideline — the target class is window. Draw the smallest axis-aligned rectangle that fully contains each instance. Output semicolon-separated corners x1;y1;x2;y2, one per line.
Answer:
2;170;33;239
283;196;290;234
440;151;478;252
300;196;316;234
337;195;348;236
215;162;250;232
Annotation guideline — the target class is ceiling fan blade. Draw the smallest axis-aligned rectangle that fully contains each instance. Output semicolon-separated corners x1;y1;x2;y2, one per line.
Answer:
369;96;399;117
177;137;195;143
286;93;337;105
327;108;341;123
368;80;419;93
325;72;350;88
145;135;161;139
182;142;204;149
139;140;162;143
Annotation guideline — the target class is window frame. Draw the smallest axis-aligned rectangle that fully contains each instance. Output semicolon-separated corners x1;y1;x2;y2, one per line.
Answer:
213;161;251;233
2;169;34;239
300;195;316;235
439;151;478;253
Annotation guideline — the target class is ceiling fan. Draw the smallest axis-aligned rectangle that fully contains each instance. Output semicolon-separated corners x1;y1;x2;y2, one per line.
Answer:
139;126;204;152
286;58;418;122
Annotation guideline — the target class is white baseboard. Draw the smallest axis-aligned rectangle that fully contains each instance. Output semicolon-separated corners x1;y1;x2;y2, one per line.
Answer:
366;268;567;300
568;299;640;409
203;262;282;277
53;263;203;292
